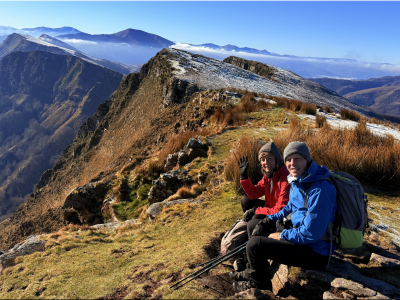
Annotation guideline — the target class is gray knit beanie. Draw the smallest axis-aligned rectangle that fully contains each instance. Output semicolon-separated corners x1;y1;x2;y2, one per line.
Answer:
283;141;312;163
258;142;283;169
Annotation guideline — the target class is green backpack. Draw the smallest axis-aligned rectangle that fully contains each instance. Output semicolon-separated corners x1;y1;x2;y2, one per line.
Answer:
304;171;368;249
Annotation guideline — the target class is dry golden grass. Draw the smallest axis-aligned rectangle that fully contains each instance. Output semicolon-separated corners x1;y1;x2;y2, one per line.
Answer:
287;99;303;112
274;120;400;188
340;108;361;122
315;114;327;128
324;105;333;113
165;184;203;202
224;135;264;194
300;103;317;115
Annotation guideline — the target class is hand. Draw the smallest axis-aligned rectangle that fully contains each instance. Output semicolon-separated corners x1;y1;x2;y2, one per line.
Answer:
252;218;275;237
268;232;281;240
243;207;257;222
237;156;249;180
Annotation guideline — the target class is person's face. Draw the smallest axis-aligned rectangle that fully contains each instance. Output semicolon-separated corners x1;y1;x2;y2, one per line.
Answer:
285;154;308;178
260;153;276;173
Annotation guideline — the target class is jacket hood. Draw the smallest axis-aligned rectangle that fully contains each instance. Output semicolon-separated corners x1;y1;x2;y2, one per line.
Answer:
295;160;331;186
258;142;283;169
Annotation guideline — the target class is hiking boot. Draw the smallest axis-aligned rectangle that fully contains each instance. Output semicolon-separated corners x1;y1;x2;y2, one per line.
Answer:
229;269;249;281
233;258;246;272
232;280;254;292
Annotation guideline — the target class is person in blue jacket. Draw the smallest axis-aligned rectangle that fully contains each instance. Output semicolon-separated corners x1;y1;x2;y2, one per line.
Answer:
233;141;337;292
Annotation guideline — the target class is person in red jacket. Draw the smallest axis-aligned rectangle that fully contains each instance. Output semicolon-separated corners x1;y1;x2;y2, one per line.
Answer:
238;142;290;236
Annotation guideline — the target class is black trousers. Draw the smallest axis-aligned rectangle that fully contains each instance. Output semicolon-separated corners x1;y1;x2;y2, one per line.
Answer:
246;236;329;289
241;195;264;213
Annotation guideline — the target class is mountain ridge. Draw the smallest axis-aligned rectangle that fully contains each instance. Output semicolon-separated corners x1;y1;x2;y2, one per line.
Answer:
0;33;136;75
0;50;123;223
309;76;400;117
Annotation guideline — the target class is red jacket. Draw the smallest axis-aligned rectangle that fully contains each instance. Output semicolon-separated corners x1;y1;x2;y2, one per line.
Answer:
240;165;290;215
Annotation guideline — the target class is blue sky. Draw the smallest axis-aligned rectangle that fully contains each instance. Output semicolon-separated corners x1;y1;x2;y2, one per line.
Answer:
0;1;399;64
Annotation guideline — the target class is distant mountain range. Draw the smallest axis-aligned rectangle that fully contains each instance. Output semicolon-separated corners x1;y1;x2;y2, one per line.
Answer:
1;25;400;79
0;33;137;75
309;76;400;117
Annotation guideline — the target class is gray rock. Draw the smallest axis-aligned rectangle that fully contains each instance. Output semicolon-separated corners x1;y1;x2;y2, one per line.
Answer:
147;198;203;218
89;219;138;230
369;253;400;268
329;257;400;298
323;291;337;300
331;278;377;297
164;153;179;172
148;169;194;204
0;235;47;274
63;181;109;211
177;150;189;165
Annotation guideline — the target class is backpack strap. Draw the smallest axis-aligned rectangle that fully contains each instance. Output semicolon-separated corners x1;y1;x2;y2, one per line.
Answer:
302;177;332;207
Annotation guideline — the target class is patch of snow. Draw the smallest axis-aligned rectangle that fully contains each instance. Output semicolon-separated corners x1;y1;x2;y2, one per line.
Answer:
298;112;400;140
166;48;378;118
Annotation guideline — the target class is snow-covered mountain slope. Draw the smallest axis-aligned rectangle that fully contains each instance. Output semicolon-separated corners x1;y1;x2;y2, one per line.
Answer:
165;48;378;118
0;33;136;75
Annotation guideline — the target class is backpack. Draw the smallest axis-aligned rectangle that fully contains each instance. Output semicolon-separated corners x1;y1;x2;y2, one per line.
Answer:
220;219;248;255
304;171;368;249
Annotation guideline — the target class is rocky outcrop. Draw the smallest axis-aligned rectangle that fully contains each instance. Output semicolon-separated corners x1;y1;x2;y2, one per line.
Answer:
267;249;400;300
0;235;46;274
63;181;113;224
164;138;209;172
162;78;199;107
223;56;279;83
148;169;194;204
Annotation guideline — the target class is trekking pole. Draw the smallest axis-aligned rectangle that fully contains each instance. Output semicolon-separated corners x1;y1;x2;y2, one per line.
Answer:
195;241;248;268
171;243;247;290
169;242;247;288
169;242;247;290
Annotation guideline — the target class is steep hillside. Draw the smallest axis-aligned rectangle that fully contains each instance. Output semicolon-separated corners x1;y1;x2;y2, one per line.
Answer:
309;76;400;95
0;50;123;222
0;47;383;249
309;76;400;117
0;33;135;75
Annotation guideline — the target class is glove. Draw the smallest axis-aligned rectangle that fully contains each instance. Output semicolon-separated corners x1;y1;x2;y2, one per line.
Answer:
243;207;257;222
237;156;249;180
252;218;276;237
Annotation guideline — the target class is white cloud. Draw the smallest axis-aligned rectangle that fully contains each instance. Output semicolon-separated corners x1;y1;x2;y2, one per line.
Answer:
59;38;98;45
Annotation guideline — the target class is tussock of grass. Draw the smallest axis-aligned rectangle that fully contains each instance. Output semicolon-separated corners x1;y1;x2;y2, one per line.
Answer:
315;114;327;128
340;108;361;122
274;119;400;188
324;105;332;113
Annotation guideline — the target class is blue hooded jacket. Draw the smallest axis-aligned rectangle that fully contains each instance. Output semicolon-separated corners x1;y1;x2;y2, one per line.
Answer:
267;160;337;256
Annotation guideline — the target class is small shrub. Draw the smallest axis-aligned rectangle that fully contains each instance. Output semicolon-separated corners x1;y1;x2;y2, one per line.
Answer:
315;114;327;128
287;99;303;112
324;105;332;113
256;99;273;110
290;117;301;131
340;108;361;122
301;103;317;115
